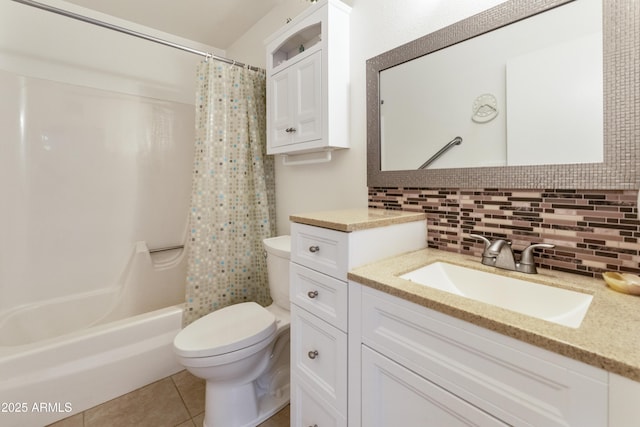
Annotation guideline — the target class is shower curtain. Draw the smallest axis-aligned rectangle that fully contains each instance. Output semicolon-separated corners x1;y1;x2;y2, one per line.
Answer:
183;60;275;325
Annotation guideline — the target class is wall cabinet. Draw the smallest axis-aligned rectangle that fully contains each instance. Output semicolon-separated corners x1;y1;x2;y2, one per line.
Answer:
289;220;427;426
265;0;350;155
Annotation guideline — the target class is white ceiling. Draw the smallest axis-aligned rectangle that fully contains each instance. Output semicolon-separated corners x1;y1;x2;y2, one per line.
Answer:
63;0;285;49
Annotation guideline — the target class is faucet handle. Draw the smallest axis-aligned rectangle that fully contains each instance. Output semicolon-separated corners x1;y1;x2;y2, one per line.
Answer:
520;243;555;265
469;233;491;251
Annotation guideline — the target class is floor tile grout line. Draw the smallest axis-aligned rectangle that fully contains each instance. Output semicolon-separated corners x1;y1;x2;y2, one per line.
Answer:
169;373;196;427
170;370;206;423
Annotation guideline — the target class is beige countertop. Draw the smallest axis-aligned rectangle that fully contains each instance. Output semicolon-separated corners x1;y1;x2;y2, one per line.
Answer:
348;248;640;382
290;208;426;232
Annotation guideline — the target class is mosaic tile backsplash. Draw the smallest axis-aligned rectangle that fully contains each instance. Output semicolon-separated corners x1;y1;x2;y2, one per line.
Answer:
369;187;640;277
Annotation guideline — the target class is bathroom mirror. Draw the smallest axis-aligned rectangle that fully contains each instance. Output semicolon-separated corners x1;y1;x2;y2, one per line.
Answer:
367;0;639;189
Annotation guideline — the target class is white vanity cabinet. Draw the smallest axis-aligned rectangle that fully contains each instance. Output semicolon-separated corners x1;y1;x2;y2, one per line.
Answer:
351;284;609;427
289;217;427;427
265;0;350;155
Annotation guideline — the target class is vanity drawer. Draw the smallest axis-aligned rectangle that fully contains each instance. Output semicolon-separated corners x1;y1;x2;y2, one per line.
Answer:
290;262;348;331
291;222;349;280
360;287;608;427
291;305;347;414
362;346;508;427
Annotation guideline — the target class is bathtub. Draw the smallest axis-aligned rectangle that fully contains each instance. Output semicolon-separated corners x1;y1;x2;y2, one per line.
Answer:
0;244;186;427
0;60;194;426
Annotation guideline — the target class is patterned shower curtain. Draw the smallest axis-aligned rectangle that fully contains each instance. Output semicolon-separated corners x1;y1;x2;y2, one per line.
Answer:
183;60;276;325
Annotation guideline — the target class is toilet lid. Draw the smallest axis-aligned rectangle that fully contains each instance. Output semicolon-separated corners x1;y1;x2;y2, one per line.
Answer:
174;302;276;358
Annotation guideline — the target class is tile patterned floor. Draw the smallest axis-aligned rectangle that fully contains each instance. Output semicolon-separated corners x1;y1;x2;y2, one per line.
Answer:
47;370;289;427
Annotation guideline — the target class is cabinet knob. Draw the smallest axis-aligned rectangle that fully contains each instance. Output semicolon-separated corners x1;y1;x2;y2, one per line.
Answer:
285;127;297;133
309;245;320;253
308;350;319;359
307;290;319;299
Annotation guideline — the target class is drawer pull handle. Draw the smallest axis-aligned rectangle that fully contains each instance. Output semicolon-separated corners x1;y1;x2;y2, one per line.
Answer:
307;290;319;299
309;425;318;427
308;350;319;359
309;245;320;253
285;127;297;133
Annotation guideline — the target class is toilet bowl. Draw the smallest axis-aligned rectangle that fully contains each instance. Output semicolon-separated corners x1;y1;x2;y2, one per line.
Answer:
173;235;291;427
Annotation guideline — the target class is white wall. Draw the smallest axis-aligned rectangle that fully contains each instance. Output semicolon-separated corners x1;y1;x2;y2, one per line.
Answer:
227;0;506;234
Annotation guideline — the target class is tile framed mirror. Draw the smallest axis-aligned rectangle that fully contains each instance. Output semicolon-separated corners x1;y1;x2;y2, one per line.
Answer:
366;0;639;189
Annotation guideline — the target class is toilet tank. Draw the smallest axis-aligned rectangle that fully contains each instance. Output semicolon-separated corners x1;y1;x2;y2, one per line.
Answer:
263;235;290;309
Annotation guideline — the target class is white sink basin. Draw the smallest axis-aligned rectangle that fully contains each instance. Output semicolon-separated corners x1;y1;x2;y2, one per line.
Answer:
400;262;592;328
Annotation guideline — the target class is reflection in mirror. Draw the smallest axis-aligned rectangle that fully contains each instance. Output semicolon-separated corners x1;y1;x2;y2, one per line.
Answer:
380;0;602;171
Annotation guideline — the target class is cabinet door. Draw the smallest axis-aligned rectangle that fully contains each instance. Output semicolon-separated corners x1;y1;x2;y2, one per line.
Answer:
291;305;347;414
269;69;294;149
292;51;322;144
362;346;508;427
291;372;347;427
268;51;322;152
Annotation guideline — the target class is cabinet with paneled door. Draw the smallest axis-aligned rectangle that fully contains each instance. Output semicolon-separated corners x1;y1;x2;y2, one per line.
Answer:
265;0;350;155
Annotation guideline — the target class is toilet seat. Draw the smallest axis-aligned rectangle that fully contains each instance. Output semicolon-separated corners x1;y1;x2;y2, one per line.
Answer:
174;302;276;358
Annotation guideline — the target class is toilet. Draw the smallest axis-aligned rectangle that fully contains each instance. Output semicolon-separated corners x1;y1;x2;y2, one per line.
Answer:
173;235;291;427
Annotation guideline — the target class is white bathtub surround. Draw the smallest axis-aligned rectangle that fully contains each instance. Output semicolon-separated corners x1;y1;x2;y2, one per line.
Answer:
0;70;193;426
0;70;194;316
183;60;276;325
0;2;204;424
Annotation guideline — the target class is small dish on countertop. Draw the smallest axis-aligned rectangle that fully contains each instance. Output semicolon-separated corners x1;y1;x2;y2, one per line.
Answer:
602;272;640;296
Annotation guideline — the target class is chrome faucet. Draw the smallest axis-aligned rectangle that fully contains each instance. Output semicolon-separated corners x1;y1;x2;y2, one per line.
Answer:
469;234;554;274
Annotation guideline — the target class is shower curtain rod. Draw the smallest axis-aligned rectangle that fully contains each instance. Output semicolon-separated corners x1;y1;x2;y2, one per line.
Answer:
11;0;263;72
